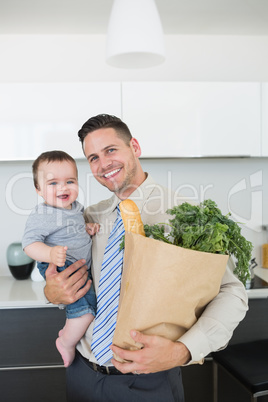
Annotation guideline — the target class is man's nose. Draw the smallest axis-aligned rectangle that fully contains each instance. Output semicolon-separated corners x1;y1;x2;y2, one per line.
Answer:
99;155;112;170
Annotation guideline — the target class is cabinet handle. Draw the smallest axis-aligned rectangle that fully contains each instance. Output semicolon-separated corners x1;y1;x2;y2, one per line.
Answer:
0;364;65;371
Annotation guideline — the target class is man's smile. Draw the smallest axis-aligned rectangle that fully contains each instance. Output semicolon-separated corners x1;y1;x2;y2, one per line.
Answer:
103;168;121;179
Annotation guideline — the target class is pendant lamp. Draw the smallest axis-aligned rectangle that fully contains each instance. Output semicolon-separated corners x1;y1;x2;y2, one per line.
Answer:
106;0;165;69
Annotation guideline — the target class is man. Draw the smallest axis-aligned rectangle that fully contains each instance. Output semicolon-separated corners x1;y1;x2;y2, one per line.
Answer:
44;114;248;402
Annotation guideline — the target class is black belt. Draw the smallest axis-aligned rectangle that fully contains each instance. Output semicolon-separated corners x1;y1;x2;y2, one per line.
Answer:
77;350;133;376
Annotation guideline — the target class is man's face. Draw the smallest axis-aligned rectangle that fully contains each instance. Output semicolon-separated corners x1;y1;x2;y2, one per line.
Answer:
83;127;144;199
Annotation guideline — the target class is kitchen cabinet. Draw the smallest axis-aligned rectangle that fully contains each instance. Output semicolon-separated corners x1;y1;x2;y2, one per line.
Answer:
0;82;121;161
182;297;268;402
261;83;268;156
0;81;263;160
122;82;261;157
0;307;66;402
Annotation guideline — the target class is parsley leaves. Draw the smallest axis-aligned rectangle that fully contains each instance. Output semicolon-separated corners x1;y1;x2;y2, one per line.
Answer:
144;199;253;286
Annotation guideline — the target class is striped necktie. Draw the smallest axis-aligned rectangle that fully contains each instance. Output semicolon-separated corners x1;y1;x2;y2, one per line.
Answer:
91;204;125;365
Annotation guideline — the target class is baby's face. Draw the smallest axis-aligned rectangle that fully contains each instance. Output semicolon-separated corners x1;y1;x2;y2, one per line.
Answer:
36;160;79;209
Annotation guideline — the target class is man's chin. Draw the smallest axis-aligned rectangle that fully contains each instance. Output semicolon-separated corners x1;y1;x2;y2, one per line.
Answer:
98;178;121;193
101;177;139;197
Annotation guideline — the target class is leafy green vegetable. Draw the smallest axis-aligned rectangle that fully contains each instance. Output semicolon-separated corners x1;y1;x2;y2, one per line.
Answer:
119;237;125;251
144;199;253;286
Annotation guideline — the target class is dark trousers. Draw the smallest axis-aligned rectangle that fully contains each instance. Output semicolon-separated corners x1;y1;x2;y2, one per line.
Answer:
66;351;185;402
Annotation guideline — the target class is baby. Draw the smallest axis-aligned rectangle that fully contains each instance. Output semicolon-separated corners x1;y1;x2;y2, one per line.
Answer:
22;150;98;367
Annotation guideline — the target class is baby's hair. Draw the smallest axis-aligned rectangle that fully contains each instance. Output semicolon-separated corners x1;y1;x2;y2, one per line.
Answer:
32;150;77;189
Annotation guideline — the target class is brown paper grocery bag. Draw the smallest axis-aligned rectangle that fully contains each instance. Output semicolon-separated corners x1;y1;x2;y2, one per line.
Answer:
113;231;229;353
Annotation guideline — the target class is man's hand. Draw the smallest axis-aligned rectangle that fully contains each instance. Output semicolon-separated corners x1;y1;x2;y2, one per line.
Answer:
110;331;191;374
44;259;91;305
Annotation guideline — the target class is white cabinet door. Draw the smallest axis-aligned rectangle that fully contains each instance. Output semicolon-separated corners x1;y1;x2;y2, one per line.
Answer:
122;82;261;157
261;83;268;156
0;82;121;160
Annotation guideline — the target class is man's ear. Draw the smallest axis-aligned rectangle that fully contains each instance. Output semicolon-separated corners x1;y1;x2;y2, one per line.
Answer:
130;138;141;158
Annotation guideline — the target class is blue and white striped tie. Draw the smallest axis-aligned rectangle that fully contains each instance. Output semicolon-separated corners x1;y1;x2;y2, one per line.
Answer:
91;204;125;365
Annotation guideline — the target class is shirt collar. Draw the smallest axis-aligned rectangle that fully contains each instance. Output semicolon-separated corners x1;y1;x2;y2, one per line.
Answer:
108;173;157;214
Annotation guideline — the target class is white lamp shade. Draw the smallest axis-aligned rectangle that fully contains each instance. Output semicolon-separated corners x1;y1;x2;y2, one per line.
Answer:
106;0;165;69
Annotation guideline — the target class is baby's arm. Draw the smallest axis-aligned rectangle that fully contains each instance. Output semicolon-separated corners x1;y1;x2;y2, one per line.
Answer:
24;242;67;267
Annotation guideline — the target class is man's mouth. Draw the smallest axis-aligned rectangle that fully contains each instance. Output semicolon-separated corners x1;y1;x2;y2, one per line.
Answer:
103;168;121;178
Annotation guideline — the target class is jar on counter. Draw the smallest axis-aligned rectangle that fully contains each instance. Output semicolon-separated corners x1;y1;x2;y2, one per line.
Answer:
6;242;35;280
262;225;268;269
262;244;268;268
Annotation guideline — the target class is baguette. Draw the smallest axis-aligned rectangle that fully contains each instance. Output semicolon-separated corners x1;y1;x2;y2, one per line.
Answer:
119;199;145;236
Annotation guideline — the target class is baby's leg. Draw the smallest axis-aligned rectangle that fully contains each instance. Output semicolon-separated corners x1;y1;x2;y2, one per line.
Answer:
56;313;94;367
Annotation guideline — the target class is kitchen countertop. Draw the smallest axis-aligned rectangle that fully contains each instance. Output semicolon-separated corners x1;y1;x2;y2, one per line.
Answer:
253;266;268;282
246;266;268;299
0;267;268;309
0;276;51;309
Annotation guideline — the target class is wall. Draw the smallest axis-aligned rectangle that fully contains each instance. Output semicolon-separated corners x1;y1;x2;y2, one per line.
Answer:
1;34;268;82
1;33;268;275
2;157;267;276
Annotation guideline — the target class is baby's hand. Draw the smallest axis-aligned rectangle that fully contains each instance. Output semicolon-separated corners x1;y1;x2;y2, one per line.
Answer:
50;246;68;267
86;222;100;236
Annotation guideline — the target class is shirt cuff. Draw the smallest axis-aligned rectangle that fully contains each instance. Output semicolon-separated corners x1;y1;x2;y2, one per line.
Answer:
178;328;211;364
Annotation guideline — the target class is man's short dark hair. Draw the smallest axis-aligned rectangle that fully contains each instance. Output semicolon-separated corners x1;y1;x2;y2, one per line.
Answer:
78;114;133;146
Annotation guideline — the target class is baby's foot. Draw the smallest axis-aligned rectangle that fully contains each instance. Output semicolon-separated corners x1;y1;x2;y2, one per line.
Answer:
58;328;64;337
56;337;75;368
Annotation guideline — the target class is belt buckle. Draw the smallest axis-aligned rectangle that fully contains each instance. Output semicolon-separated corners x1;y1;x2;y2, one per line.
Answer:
105;366;111;375
92;363;98;372
92;362;111;375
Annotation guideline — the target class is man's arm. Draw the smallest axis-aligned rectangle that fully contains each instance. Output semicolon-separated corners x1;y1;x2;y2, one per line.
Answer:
111;260;248;374
44;260;92;305
178;260;248;363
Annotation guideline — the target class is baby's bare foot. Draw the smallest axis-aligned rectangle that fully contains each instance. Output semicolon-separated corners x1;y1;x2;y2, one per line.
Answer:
56;337;75;368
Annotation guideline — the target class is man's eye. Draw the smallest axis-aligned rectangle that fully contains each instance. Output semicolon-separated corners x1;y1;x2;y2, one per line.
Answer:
108;148;115;153
90;156;98;163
